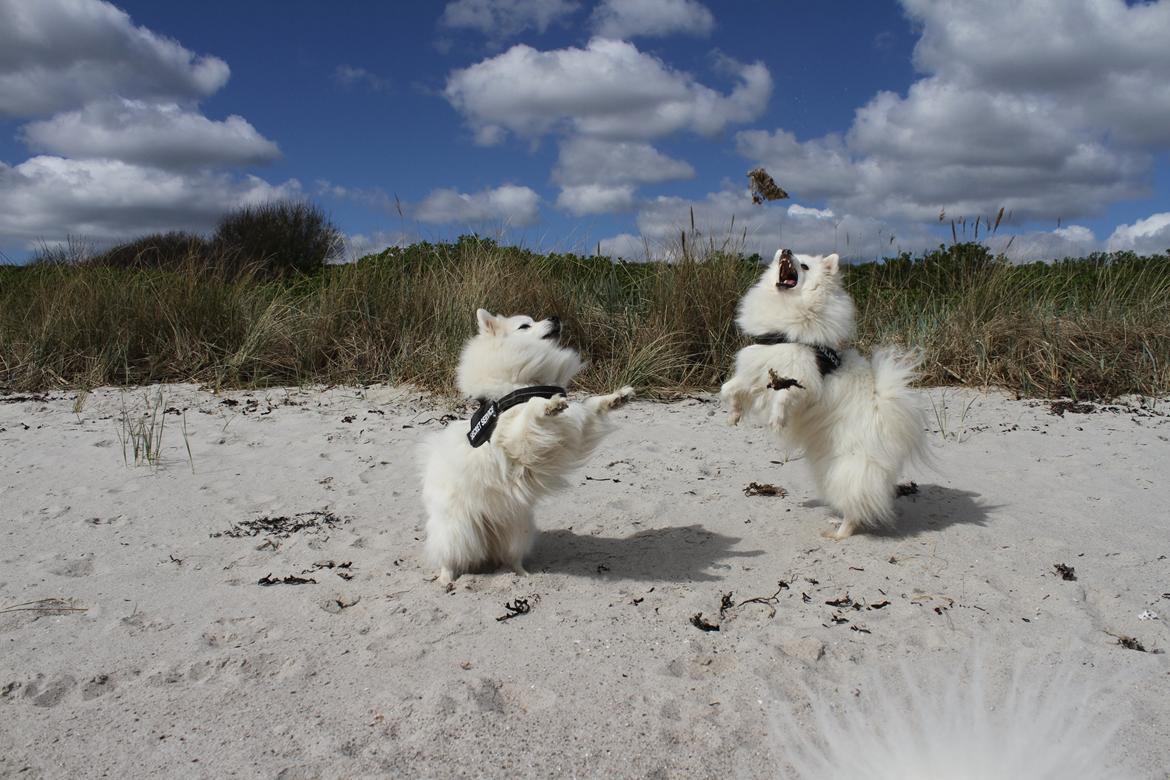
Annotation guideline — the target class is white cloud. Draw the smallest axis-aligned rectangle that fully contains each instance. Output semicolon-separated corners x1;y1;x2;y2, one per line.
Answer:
0;0;296;247
440;0;580;40
414;184;540;226
0;156;300;245
556;184;636;215
787;204;835;220
735;0;1170;224
905;0;1170;146
552;136;693;214
597;232;648;258
342;230;417;262
601;187;932;262
444;38;770;143
20;99;281;168
554;137;694;186
334;65;389;93
0;0;230;118
590;0;714;39
985;224;1100;263
1106;212;1170;255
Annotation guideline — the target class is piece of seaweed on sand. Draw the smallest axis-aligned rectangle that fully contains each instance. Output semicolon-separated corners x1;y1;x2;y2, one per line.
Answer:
690;613;720;632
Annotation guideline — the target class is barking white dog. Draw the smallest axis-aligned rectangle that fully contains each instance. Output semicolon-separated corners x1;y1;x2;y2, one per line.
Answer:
721;249;926;539
422;309;633;583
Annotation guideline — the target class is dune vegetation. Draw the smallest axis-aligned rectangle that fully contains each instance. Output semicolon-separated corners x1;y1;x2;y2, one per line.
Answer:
1;202;1167;400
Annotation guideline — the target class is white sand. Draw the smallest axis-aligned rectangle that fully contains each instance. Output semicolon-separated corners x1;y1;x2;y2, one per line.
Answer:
1;385;1168;778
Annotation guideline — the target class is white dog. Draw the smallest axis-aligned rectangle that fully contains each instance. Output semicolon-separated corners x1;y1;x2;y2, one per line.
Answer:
422;309;633;583
721;249;926;539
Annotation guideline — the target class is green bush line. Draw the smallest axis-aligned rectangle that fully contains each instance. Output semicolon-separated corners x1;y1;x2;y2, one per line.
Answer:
2;236;1168;399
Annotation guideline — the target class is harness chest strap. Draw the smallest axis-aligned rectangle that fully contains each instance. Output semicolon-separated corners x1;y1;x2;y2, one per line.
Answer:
752;332;842;376
466;385;567;448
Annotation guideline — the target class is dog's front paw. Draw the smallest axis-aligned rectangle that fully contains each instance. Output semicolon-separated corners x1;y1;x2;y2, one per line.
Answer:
728;409;742;426
605;386;635;410
543;395;569;417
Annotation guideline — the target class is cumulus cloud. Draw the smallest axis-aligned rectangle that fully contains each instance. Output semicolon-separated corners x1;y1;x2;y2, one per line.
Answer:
444;38;770;143
552;136;694;214
20;99;281;168
0;0;296;248
342;230;418;262
0;156;300;245
984;225;1100;263
735;0;1170;224
556;184;636;215
414;184;540;226
590;0;714;39
1107;212;1170;255
0;0;229;118
554;137;694;187
599;187;932;261
440;0;580;40
598;232;648;258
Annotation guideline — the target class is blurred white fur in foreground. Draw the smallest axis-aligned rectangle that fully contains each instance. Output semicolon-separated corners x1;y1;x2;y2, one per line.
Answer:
774;657;1130;780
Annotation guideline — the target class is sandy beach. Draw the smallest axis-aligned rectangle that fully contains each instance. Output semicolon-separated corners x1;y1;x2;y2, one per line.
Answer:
2;385;1168;778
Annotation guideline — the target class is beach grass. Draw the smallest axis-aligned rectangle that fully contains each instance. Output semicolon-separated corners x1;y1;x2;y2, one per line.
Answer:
2;234;1167;400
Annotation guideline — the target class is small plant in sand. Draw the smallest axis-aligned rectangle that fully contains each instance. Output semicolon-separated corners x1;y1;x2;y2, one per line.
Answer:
929;389;978;443
115;389;192;469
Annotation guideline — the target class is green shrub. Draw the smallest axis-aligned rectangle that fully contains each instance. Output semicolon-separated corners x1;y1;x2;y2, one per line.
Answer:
213;200;342;276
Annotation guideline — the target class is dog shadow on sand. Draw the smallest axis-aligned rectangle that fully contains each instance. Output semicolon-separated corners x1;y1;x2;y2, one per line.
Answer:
800;484;994;539
532;524;764;582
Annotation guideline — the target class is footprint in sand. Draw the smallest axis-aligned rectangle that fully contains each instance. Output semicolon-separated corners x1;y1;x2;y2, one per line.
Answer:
49;554;94;577
19;674;77;707
80;674;114;700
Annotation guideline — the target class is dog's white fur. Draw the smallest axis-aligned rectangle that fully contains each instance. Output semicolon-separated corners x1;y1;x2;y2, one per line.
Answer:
721;249;926;539
774;655;1129;779
422;309;633;583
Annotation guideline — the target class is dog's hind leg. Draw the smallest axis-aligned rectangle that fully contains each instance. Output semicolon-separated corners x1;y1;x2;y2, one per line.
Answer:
822;519;858;540
498;511;536;577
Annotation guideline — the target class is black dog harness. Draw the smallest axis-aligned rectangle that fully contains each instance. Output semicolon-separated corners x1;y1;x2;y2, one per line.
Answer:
466;385;567;448
752;332;842;376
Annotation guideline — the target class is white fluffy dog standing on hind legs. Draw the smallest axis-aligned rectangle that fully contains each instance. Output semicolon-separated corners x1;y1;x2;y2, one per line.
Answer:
721;248;927;539
422;308;633;584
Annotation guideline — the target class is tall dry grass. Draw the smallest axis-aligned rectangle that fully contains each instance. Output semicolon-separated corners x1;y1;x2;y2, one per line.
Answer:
2;236;1167;399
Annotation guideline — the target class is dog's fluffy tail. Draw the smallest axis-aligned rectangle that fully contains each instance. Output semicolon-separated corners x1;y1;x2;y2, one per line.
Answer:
772;654;1130;779
870;346;931;469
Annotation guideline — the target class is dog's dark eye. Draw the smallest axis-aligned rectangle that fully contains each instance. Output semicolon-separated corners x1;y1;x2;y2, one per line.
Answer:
518;323;531;330
800;263;809;271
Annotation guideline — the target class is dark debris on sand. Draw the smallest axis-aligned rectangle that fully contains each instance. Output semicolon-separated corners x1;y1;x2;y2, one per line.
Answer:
744;482;786;497
211;511;349;539
258;574;317;586
1053;563;1077;581
496;597;537;622
690;613;720;632
895;482;919;497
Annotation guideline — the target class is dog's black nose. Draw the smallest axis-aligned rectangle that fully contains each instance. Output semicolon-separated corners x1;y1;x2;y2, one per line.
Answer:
548;315;561;325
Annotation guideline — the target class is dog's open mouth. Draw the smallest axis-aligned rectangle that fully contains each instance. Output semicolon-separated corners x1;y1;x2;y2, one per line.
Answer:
775;249;799;290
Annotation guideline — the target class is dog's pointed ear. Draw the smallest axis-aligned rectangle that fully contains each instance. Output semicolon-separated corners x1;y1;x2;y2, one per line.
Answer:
824;253;840;274
476;308;499;335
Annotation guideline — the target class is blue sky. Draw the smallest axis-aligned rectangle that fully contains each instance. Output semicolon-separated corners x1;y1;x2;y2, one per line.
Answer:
2;0;1170;262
